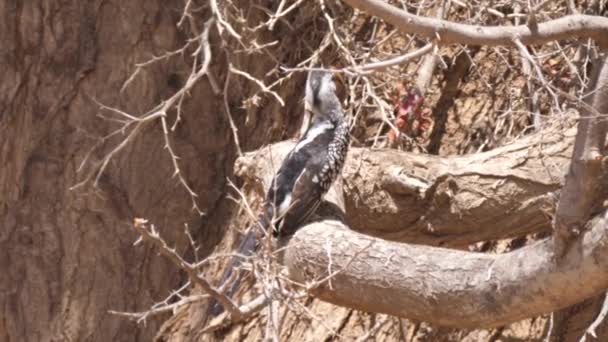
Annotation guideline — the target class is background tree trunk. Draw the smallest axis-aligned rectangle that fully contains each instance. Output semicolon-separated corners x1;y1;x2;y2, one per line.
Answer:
1;1;212;341
1;1;238;340
1;1;321;340
2;1;607;342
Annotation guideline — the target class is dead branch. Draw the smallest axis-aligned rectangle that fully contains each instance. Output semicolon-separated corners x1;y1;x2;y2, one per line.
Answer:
282;210;608;329
342;0;608;47
554;55;608;254
514;3;542;131
236;122;575;247
109;293;208;323
229;65;285;106
351;43;433;74
200;294;269;334
512;37;561;110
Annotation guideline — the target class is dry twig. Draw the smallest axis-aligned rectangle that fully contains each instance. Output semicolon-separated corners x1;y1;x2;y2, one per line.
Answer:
132;218;244;320
580;293;608;342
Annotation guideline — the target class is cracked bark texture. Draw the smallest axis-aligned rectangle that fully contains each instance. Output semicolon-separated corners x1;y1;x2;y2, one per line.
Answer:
0;1;314;341
0;2;223;341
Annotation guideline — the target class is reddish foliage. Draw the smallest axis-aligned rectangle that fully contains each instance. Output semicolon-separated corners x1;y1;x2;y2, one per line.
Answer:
387;82;431;145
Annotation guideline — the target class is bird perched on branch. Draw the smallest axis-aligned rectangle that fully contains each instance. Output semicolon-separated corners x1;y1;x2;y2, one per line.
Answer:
208;70;350;317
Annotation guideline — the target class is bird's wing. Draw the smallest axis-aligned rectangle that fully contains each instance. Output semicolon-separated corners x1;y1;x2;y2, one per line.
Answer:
274;164;324;236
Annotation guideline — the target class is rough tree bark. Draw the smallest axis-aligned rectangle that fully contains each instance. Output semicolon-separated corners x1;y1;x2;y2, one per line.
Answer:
0;1;306;341
284;213;608;328
342;0;608;47
236;123;573;247
0;2;223;341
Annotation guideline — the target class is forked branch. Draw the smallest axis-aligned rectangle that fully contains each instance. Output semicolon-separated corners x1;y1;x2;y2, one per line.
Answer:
342;0;608;47
132;218;244;320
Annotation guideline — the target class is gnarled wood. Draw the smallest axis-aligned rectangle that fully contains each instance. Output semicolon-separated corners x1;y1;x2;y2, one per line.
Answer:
236;124;574;247
283;212;608;328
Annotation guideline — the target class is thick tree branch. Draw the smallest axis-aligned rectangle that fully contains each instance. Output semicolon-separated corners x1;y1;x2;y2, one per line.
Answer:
283;211;608;328
236;124;574;246
554;55;608;252
342;0;608;47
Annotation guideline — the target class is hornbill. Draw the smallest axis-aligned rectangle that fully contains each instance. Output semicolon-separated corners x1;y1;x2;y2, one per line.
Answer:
208;70;350;317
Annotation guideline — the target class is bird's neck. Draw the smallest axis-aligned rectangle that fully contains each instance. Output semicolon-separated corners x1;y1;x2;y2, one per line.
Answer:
311;109;343;127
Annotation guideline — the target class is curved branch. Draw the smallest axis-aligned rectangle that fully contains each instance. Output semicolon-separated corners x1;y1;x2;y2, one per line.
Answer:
554;55;608;252
235;124;574;246
342;0;608;47
283;212;608;328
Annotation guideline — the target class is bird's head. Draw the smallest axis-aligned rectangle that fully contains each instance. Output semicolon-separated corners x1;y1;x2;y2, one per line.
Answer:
304;70;344;121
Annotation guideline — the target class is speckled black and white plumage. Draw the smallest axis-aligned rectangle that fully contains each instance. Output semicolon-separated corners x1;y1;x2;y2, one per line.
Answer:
262;71;350;236
208;70;349;317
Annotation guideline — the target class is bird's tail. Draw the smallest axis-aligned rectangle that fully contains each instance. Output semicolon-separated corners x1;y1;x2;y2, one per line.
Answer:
207;227;258;317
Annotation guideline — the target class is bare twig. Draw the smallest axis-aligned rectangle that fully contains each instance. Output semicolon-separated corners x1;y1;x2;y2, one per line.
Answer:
72;19;217;204
109;293;208;323
513;37;561;111
580;292;608;342
267;0;306;30
222;59;243;156
544;312;554;342
351;43;434;74
229;65;286;106
356;315;390;342
342;0;608;47
160;115;203;214
416;0;451;93
209;0;242;41
132;218;244;320
282;43;433;76
201;294;269;334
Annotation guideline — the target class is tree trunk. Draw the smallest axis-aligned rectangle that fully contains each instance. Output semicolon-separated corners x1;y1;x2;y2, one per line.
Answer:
1;1;323;341
3;1;608;342
0;2;233;341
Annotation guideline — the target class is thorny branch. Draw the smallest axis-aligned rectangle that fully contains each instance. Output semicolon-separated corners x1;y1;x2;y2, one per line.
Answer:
342;0;608;47
132;218;244;320
72;18;217;215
